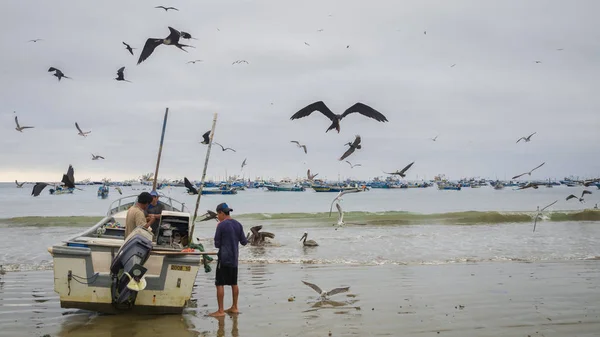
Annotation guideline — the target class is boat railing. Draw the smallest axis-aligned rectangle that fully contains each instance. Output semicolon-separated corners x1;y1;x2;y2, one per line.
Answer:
106;194;189;216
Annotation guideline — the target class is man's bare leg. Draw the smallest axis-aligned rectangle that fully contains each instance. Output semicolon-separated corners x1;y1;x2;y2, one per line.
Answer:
225;285;239;313
209;285;226;317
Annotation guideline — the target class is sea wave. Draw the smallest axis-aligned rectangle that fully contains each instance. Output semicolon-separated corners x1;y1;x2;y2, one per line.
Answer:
1;210;599;227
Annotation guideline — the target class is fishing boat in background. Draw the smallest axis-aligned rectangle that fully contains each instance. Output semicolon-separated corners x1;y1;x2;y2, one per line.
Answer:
50;186;74;195
436;182;461;191
97;185;109;199
264;180;305;192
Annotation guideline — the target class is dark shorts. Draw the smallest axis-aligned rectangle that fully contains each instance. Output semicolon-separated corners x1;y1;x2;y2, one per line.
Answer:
215;262;238;286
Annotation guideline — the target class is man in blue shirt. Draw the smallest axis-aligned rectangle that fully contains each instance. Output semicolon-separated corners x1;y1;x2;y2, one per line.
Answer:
209;203;247;317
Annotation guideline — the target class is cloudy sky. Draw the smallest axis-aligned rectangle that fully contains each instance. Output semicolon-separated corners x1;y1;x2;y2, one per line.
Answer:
2;0;599;183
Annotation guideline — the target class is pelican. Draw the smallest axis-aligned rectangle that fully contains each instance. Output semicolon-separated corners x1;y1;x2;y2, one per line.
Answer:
14;116;34;132
300;232;318;246
512;162;545;180
384;161;415;178
307;169;318;181
91;154;105;160
301;280;349;300
517;132;536;143
533;200;557;232
339;135;361;161
155;6;179;11
246;225;275;246
290;101;388;133
75;122;91;137
15;180;25;188
290;141;307;154
198;210;218;222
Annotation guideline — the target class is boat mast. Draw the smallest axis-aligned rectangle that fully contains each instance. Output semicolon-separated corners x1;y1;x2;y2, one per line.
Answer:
152;108;169;191
192;113;219;227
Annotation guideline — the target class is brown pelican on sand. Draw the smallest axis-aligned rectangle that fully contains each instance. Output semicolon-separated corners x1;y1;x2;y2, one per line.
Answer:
300;232;318;246
246;225;275;246
301;280;349;300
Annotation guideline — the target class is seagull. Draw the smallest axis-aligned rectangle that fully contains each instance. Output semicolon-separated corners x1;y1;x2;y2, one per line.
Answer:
15;180;25;188
301;280;349;300
345;161;361;168
431;135;438;141
198;210;218;222
534;60;542;64
48;67;71;81
122;42;135;55
213;142;236;152
304;42;310;46
115;66;131;82
241;158;247;170
14;116;34;132
232;60;249;65
516;182;539;190
290;141;307;154
339;135;362;161
115;186;123;195
300;232;318;247
200;130;211;144
329;189;361;219
450;64;456;68
137;27;193;65
384;161;415;178
516;132;536;143
566;190;592;203
187;59;203;64
307;169;318;181
155;5;178;11
533;200;558;232
184;177;198;195
511;162;545;180
75;122;91;137
290;101;388;133
91;154;105;160
28;39;43;43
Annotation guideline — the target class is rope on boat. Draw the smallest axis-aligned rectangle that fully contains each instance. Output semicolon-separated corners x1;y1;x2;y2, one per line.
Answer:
189;242;213;273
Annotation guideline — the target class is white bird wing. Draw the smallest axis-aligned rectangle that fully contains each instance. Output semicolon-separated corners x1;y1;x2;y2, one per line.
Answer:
540;200;558;212
326;286;350;296
302;280;323;295
329;191;343;216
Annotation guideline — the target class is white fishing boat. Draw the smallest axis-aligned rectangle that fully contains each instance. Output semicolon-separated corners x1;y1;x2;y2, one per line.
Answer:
47;194;214;314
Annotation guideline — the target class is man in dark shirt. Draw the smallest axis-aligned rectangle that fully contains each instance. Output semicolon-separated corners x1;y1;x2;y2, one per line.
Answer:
209;203;247;317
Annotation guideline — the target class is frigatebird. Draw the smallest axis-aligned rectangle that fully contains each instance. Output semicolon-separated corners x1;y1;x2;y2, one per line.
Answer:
290;101;388;133
137;27;193;65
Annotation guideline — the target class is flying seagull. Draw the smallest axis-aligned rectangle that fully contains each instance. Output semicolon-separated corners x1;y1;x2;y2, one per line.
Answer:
517;132;536;143
301;280;349;300
137;27;193;65
115;186;123;195
184;177;198;195
15;180;25;188
48;67;70;81
75;122;91;137
533;200;558;232
300;233;318;247
200;130;211;144
91;154;105;160
307;169;318;181
187;59;203;64
115;67;131;82
155;5;178;11
329;189;361;217
290;141;307;154
431;135;438;141
511;162;545;180
384;161;415;178
304;42;310;46
198;210;218;222
566;190;592;203
213;142;236;152
516;182;539;190
232;60;249;65
339;135;361;161
534;60;542;64
14;116;34;132
122;42;135;55
290;101;388;133
28;39;43;43
345;161;361;168
241;158;247;170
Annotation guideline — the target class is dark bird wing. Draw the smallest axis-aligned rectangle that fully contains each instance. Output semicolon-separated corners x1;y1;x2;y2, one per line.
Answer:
213;142;225;151
566;194;578;201
516;137;526;143
530;162;545;173
540;200;558;212
302;281;323;295
61;165;75;188
291;141;300;145
75;122;83;133
290;101;337;122
137;38;163;65
48;67;59;73
31;182;49;197
184;177;198;194
117;67;125;76
339;146;356;161
14;116;20;128
527;132;537;139
326;287;350;296
301;145;307;154
201;130;210;143
582;190;592;197
511;172;527;180
399;161;415;175
351;135;361;147
167;27;182;43
340;103;388;122
97;156;105;159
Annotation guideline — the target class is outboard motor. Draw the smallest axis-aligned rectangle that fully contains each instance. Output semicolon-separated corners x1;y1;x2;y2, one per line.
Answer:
110;228;153;308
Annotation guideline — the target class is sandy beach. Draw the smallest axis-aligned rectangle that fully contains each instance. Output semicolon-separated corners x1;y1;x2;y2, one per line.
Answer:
1;260;598;337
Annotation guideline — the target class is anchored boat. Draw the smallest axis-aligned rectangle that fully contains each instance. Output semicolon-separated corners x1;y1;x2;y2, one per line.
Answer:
47;194;213;314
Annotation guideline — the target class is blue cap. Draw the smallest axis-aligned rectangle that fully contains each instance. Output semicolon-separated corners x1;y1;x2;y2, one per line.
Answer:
150;190;159;197
216;203;233;213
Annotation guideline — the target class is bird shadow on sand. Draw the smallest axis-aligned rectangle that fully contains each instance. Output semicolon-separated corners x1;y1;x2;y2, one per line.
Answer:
302;299;361;313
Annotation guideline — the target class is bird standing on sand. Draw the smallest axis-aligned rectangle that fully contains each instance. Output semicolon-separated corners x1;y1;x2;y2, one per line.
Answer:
200;130;211;144
184;177;198;195
566;190;592;203
48;67;70;81
115;67;131;82
290;141;307;154
384;161;415;178
512;162;545;179
15;180;25;188
91;154;105;160
122;42;135;55
301;280;349;300
533;200;558;232
300;232;318;247
241;158;247;170
517;132;536;143
213;142;236;152
307;169;318;181
155;5;178;11
75;123;91;137
14;116;34;132
290;101;388;133
339;135;361;161
345;161;361;168
137;27;193;65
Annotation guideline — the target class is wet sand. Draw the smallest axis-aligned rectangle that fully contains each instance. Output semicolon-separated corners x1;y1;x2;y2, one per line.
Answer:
1;261;599;337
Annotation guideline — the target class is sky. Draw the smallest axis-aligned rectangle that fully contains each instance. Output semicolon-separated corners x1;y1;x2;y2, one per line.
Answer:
2;0;600;183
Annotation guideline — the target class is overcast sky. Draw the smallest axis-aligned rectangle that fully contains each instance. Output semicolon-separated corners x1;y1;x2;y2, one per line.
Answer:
2;0;599;183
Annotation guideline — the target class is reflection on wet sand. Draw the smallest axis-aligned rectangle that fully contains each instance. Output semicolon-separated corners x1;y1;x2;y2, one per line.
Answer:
215;314;238;337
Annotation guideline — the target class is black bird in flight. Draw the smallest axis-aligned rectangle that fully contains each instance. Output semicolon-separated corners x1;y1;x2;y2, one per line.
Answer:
384;162;415;178
200;130;211;144
61;165;76;189
28;39;43;43
48;67;70;81
187;59;203;64
180;31;197;40
184;177;198;194
122;42;136;55
155;6;178;11
339;135;361;161
115;67;131;82
291;101;388;133
512;162;545;180
137;27;193;65
566;190;592;203
31;182;50;197
213;142;236;152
